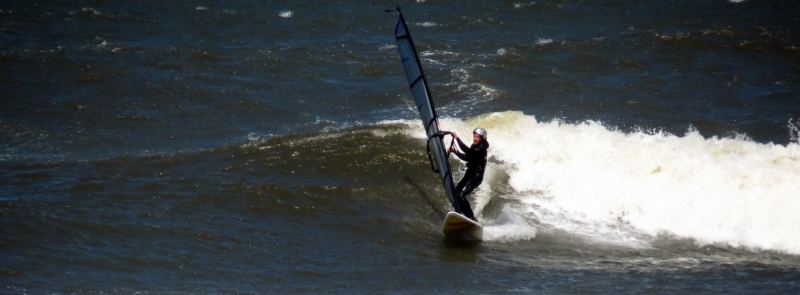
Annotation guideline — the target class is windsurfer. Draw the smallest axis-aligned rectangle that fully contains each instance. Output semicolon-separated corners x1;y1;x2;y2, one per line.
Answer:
448;128;489;221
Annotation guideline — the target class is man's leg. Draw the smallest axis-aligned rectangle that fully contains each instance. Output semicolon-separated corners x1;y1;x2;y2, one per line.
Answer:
457;176;481;221
453;175;469;214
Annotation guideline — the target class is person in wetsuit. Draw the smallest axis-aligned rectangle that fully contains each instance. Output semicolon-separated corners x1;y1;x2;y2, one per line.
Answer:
448;127;489;222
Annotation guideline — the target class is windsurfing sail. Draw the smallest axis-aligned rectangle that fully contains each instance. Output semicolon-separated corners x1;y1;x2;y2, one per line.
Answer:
390;7;457;209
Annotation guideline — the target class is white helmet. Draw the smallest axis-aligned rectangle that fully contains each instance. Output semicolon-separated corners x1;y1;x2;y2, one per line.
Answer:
473;127;487;139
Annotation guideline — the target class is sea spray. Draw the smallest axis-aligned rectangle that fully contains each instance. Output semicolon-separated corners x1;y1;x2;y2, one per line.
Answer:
395;111;800;254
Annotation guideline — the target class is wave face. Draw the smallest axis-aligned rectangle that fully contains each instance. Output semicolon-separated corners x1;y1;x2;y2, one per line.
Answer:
397;111;800;254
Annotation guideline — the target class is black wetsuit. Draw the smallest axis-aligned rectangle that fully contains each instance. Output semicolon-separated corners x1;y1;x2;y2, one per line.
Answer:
452;137;489;221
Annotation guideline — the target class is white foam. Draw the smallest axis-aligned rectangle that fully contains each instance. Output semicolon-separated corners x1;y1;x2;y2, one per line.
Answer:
378;44;397;52
483;205;538;242
447;66;500;105
513;2;537;9
416;22;438;27
70;7;104;16
536;38;554;45
788;118;800;144
278;10;293;18
399;111;800;254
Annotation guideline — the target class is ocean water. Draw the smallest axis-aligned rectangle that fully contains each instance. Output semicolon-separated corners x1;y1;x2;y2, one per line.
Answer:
2;0;800;293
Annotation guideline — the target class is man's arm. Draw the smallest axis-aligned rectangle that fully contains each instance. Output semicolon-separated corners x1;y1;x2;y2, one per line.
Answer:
456;136;470;152
453;149;468;161
448;143;469;161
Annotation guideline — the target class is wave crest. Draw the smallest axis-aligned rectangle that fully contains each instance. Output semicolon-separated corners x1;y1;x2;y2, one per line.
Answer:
402;111;800;254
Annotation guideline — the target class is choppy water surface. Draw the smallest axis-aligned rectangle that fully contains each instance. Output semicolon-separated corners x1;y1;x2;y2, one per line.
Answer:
2;1;800;293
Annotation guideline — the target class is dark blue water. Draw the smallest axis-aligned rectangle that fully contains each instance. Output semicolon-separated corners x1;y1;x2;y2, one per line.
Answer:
2;1;800;293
